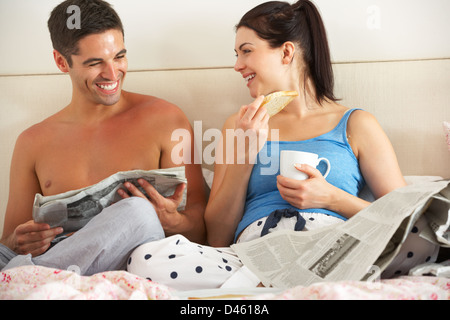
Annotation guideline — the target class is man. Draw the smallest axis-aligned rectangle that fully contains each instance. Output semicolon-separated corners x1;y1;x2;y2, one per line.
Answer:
0;0;206;275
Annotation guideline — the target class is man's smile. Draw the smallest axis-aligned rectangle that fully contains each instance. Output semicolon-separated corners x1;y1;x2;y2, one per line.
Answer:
95;79;120;94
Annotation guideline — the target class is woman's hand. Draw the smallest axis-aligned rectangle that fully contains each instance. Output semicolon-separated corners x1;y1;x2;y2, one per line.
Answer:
117;179;186;231
231;95;270;164
276;164;336;210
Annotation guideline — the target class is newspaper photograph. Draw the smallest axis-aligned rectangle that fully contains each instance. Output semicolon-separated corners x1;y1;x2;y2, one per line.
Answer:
33;167;187;236
232;179;450;289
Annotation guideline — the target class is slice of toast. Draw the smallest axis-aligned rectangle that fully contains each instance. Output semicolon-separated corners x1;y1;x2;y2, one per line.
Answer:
261;91;298;117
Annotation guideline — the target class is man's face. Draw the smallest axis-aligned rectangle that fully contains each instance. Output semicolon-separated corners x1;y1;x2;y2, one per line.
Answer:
68;29;127;106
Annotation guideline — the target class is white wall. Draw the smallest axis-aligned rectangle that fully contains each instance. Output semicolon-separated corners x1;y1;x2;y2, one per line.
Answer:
0;0;449;75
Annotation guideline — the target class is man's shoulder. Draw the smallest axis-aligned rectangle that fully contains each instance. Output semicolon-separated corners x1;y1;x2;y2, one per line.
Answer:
15;119;54;153
126;91;188;123
20;116;55;138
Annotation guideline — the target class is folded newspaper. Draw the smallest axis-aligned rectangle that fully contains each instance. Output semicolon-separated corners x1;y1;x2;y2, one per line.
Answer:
33;167;187;234
232;179;450;289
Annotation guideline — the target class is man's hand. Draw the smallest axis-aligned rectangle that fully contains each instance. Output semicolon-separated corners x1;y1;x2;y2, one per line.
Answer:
2;220;63;257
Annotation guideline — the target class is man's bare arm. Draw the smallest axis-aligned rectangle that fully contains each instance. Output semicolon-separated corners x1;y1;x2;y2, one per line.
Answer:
2;129;63;255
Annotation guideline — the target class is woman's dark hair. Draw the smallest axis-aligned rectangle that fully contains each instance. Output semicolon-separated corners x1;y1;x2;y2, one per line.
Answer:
236;0;337;104
48;0;124;67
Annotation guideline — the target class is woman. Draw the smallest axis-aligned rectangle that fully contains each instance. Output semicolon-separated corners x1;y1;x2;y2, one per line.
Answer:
126;0;438;289
205;0;406;247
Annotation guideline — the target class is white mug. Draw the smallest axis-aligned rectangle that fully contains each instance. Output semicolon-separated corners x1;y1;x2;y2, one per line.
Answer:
280;150;331;180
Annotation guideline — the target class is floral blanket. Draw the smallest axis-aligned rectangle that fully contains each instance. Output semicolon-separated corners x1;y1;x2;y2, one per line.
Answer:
0;265;448;300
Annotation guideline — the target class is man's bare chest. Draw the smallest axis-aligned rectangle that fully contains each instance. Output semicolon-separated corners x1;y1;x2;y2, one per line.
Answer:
35;133;161;196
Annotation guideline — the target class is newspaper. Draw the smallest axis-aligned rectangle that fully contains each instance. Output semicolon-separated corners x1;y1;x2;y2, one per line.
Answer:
33;167;187;235
231;179;450;289
409;260;450;278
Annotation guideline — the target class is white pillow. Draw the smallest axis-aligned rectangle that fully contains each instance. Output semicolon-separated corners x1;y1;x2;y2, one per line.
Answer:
359;176;443;202
202;168;214;189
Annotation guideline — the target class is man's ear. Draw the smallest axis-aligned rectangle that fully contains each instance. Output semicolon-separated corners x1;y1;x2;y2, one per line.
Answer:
53;50;70;73
281;41;296;65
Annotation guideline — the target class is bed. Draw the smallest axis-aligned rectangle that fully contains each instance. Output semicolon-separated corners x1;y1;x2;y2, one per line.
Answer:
0;60;449;300
0;264;448;300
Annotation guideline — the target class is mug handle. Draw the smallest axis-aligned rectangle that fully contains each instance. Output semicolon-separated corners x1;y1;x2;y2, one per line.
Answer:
317;158;331;179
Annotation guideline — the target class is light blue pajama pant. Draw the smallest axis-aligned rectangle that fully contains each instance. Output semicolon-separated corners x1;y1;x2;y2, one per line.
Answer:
0;197;164;276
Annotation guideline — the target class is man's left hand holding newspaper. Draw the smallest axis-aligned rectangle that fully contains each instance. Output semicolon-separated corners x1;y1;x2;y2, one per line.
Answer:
118;176;187;237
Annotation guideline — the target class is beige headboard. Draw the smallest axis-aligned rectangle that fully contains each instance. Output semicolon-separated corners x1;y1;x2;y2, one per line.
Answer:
0;58;449;237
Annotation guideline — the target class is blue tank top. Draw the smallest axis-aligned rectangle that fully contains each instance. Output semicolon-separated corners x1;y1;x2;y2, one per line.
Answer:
235;108;366;240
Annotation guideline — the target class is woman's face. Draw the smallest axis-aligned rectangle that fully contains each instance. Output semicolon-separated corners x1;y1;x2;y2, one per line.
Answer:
234;27;293;98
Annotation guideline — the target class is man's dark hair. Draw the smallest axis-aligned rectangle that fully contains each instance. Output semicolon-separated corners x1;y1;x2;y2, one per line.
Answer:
48;0;124;67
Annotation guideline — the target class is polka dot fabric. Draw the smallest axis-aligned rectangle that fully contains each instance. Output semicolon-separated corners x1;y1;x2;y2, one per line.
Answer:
237;212;344;243
127;235;243;290
381;216;440;278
